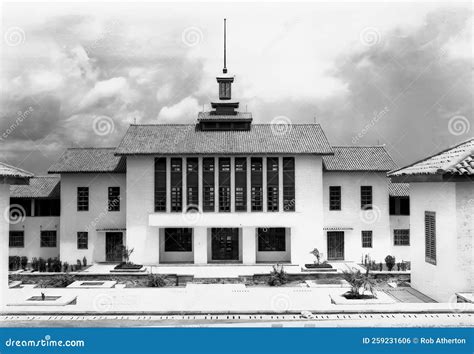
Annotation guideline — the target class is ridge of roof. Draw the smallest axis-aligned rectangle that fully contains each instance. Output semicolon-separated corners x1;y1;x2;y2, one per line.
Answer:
0;162;34;178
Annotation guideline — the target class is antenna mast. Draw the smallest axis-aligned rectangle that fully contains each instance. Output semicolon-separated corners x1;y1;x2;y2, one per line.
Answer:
223;18;227;74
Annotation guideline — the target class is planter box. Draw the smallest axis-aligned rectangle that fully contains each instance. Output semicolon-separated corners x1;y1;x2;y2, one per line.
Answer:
8;295;77;306
304;263;333;269
329;290;396;305
67;280;117;289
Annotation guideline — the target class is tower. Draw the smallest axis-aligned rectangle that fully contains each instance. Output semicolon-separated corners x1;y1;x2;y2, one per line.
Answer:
198;19;252;130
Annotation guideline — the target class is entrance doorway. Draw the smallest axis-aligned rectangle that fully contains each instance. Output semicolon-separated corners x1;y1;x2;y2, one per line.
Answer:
211;228;239;261
105;232;123;262
327;231;344;260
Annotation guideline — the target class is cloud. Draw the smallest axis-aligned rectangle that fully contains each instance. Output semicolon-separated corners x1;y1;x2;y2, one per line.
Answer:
157;96;200;123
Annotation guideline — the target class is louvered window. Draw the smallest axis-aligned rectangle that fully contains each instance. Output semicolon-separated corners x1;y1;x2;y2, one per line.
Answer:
425;211;436;264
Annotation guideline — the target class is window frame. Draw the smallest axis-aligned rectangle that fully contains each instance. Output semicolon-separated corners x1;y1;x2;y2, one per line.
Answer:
329;186;341;210
361;230;373;248
77;187;89;211
282;157;295;212
77;231;88;249
425;211;436;265
9;230;24;248
360;186;373;210
40;230;57;248
164;228;193;252
257;228;286;252
108;186;121;212
394;229;410;246
154;157;167;212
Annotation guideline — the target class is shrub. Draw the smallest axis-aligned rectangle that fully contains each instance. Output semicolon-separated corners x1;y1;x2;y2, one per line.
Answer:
46;258;53;272
268;264;288;286
76;259;82;270
82;256;87;267
147;273;167;287
31;257;39;272
20;256;28;270
385;255;396;271
341;268;377;298
379;262;383;271
63;262;69;273
8;256;21;271
38;258;46;272
42;274;75;288
52;258;62;272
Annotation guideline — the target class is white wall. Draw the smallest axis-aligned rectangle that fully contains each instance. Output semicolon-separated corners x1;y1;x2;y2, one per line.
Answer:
322;172;391;262
60;173;126;263
9;217;60;260
410;181;473;302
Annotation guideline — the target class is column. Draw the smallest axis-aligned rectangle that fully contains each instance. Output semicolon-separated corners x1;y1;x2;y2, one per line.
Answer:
166;157;171;212
198;157;203;212
242;227;257;264
182;157;187;211
262;156;267;212
246;156;251;212
278;156;284;212
193;227;207;264
230;157;235;213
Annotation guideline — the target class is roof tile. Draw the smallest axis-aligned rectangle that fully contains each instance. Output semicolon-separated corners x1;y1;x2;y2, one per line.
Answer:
322;146;397;171
10;176;60;198
48;148;126;173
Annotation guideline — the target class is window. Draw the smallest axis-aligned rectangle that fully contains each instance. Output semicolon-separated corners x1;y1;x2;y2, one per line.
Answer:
389;196;410;215
283;157;295;211
77;232;88;249
154;158;167;212
361;186;373;209
187;158;199;209
9;231;24;248
251;158;263;211
219;82;231;100
170;158;182;212
267;157;279;212
202;158;215;212
40;230;57;247
257;228;286;251
164;228;192;252
235;158;247;211
77;187;89;211
35;199;60;216
361;230;372;248
9;198;31;216
329;186;341;210
108;187;120;212
425;211;436;264
394;229;410;246
219;158;231;212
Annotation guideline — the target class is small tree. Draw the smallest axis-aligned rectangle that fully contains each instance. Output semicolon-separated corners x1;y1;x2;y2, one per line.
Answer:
341;268;377;298
385;255;396;271
121;246;134;264
310;248;321;264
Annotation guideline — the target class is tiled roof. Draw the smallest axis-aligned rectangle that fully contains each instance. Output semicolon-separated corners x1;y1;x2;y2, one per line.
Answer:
10;176;60;198
0;162;33;178
322;146;397;171
48;148;126;173
389;138;474;177
115;124;333;155
388;182;409;197
197;112;253;121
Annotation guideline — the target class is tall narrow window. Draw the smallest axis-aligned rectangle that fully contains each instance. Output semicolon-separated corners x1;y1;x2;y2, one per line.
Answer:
108;187;120;211
361;186;373;210
267;157;279;212
154;158;167;212
77;232;88;249
219;158;231;212
186;158;199;210
202;158;215;212
361;230;373;248
251;157;263;211
235;158;247;211
170;158;182;212
77;187;89;211
425;211;436;264
329;186;341;210
283;157;295;211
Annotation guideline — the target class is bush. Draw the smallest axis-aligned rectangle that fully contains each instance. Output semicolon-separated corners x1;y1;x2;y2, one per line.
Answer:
341;268;377;298
147;273;167;287
76;259;82;270
46;258;53;272
82;256;87;267
31;257;39;271
52;258;62;272
268;264;288;286
8;256;21;271
63;262;69;273
385;255;396;271
38;258;46;272
41;274;75;288
20;256;28;270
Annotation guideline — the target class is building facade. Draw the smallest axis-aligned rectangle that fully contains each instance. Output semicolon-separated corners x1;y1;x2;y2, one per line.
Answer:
8;56;413;268
389;139;473;302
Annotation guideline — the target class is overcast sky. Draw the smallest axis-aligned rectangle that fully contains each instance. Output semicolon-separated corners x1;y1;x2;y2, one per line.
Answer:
1;1;472;174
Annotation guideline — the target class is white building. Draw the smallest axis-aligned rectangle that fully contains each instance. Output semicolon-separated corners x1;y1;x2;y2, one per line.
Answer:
389;138;473;302
7;36;413;269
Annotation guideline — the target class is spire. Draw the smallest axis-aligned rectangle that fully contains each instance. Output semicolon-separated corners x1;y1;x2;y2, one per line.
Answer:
223;18;227;74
